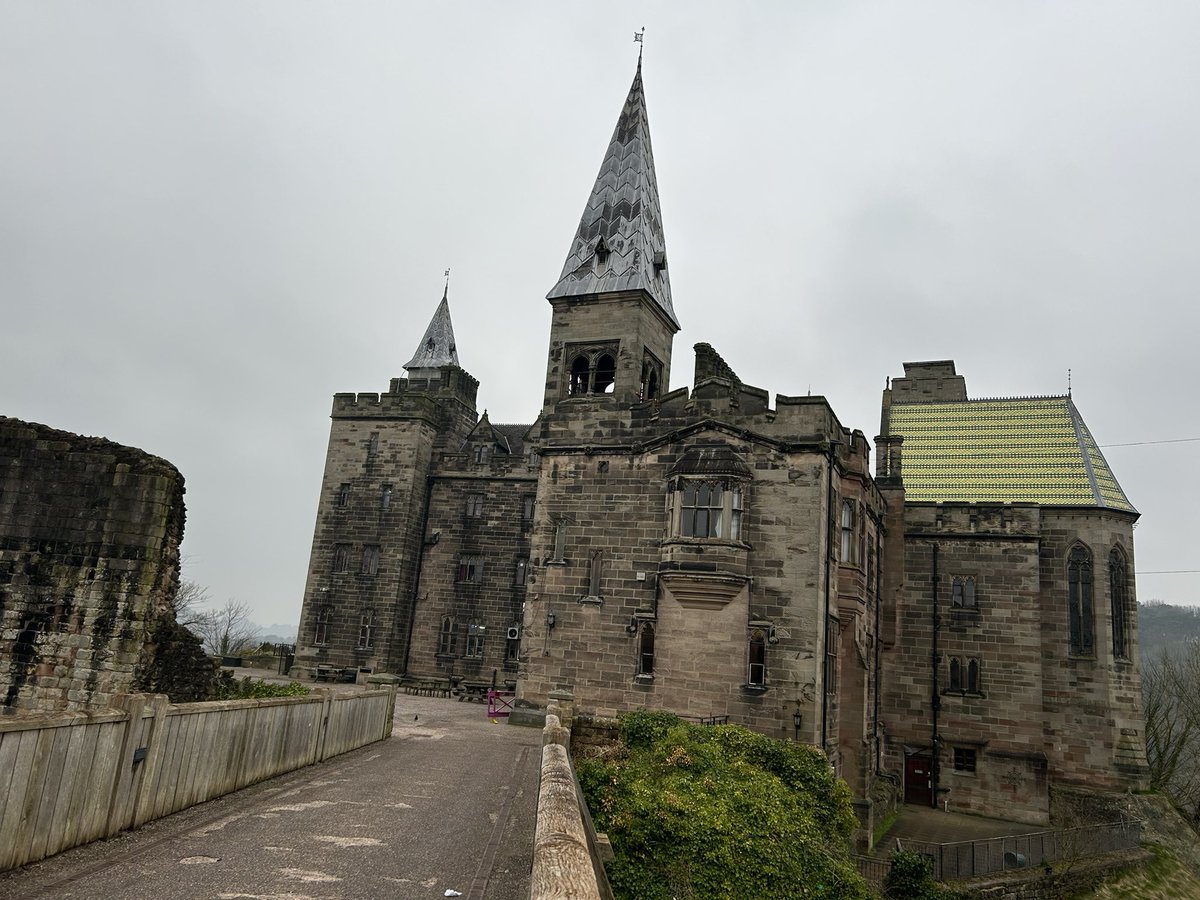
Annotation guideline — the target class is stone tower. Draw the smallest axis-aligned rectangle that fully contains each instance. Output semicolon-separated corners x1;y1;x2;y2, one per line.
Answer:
293;290;479;676
541;60;678;421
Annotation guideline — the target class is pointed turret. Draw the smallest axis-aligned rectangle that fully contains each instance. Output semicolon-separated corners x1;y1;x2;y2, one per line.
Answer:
404;288;460;371
547;60;678;329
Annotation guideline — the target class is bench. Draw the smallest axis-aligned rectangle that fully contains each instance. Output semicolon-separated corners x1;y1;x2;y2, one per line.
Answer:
402;676;452;698
457;681;492;703
314;665;358;683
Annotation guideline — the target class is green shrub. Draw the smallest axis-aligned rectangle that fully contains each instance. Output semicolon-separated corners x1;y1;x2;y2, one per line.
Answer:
210;674;310;700
581;716;869;900
883;849;958;899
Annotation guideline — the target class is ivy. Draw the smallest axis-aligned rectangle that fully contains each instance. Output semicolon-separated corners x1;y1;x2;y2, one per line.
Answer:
579;711;870;900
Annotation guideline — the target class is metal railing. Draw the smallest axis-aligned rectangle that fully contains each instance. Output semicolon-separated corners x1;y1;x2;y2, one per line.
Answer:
860;819;1142;883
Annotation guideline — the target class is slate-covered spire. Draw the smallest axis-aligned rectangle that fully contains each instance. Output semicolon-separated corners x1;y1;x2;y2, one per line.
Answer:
403;287;460;370
546;59;678;329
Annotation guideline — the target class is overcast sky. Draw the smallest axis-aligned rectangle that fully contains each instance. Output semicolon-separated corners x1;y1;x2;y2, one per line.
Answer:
4;2;1198;628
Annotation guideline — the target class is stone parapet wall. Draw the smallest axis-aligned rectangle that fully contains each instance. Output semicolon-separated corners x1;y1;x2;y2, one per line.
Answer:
0;417;185;711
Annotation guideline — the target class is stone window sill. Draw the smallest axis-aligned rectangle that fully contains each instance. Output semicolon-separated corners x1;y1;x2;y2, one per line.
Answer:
579;595;603;606
634;673;655;683
742;683;769;695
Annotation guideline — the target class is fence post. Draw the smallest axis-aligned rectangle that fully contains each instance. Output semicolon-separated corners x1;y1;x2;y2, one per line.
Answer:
106;694;168;836
314;689;334;762
130;695;171;829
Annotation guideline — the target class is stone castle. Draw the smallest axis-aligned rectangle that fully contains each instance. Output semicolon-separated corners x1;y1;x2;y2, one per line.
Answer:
293;61;1147;828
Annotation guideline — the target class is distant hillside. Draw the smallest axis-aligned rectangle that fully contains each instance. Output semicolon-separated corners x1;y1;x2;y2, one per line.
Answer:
1139;601;1200;659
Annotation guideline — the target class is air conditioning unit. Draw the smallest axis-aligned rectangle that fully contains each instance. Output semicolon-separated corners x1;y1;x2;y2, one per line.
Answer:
507;626;521;641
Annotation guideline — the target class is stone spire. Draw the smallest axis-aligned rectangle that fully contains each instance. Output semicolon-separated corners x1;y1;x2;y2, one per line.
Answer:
546;59;678;329
404;288;460;370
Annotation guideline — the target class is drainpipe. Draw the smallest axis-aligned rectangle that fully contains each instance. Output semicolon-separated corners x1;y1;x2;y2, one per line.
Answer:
930;542;941;808
873;525;883;771
820;441;840;750
400;475;437;675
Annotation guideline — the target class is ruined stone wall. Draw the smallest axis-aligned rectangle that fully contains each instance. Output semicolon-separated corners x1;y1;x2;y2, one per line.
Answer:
0;417;185;711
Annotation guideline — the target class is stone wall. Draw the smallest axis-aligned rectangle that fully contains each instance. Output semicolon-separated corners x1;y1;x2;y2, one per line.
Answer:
406;451;536;681
0;417;186;711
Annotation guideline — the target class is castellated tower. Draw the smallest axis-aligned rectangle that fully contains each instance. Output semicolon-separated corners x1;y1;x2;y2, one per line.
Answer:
294;290;480;676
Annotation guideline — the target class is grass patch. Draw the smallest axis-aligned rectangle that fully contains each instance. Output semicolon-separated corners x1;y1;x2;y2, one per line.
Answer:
1076;844;1200;899
873;809;899;847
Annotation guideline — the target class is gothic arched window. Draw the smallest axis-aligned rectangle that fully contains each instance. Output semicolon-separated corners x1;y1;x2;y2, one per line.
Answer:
949;656;962;692
568;354;590;395
1068;545;1095;656
593;353;617;394
1110;548;1130;660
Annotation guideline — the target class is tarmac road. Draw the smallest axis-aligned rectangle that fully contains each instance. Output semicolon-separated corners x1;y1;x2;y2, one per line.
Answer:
0;691;543;900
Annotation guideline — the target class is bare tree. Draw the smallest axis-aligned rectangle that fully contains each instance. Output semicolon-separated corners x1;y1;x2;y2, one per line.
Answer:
169;579;209;628
191;599;261;657
1143;641;1200;822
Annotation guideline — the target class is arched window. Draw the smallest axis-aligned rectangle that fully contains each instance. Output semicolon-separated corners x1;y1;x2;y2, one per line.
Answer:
593;353;617;394
948;656;962;692
966;658;980;693
640;361;660;400
637;622;655;676
568;355;590;395
748;629;767;687
1068;545;1095;656
1110;548;1130;660
438;615;457;656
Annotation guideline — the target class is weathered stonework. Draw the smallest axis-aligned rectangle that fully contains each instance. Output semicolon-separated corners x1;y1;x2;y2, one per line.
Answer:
294;63;1148;832
0;417;192;711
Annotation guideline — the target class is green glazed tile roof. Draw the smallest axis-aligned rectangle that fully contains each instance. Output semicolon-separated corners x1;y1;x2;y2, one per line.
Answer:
888;396;1136;512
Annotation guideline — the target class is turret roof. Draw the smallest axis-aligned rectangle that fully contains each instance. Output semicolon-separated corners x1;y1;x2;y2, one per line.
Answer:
403;289;459;370
546;60;677;329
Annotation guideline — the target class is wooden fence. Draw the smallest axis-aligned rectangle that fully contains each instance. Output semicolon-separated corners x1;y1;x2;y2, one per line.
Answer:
0;687;396;873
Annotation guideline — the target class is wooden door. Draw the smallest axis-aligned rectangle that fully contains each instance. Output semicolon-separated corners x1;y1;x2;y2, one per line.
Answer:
905;755;933;806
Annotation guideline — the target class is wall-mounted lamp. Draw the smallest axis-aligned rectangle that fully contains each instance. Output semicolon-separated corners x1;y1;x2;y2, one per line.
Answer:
546;610;556;630
625;616;638;634
792;708;803;740
768;625;779;645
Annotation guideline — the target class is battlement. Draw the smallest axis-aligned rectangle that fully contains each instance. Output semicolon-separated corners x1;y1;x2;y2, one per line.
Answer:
332;365;480;420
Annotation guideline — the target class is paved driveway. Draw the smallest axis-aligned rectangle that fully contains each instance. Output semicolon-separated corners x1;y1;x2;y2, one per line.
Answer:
0;692;542;900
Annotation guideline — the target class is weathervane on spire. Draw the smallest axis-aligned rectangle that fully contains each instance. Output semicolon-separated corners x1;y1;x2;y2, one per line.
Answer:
443;268;450;297
1067;368;1072;398
634;26;645;61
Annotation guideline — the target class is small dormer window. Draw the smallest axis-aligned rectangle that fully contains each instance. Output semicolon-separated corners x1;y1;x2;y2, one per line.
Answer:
594;237;611;274
653;249;667;273
473;445;488;464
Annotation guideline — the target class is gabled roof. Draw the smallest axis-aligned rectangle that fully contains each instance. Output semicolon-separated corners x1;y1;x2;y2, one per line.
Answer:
463;412;533;457
404;289;459;370
546;60;678;329
887;395;1136;513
